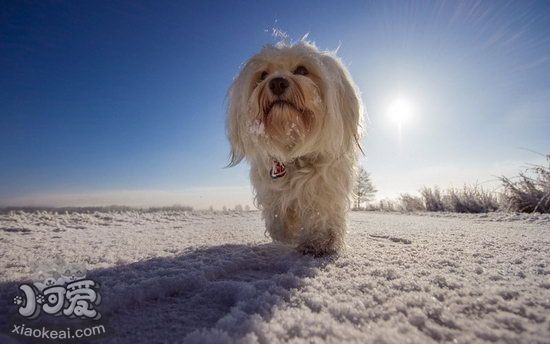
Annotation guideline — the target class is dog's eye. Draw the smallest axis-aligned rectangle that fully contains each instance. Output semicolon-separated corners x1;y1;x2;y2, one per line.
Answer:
260;71;268;81
293;65;309;76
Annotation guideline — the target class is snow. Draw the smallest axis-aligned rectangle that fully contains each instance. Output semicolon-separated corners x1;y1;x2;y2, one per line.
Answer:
249;120;266;136
0;210;549;343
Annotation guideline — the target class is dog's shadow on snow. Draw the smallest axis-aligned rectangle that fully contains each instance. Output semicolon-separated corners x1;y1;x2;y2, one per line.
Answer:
95;243;332;342
0;244;331;343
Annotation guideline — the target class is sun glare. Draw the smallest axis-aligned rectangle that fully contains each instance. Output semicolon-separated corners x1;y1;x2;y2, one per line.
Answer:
388;97;413;125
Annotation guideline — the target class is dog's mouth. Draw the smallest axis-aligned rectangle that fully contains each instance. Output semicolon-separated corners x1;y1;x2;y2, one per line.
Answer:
266;99;302;115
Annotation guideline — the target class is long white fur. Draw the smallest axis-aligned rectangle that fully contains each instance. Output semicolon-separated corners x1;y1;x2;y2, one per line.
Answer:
227;40;363;255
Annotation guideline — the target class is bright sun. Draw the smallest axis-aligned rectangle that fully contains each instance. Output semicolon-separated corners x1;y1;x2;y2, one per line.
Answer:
388;97;414;126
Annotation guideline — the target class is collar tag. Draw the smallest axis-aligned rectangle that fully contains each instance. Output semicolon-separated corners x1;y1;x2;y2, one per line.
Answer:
270;160;286;179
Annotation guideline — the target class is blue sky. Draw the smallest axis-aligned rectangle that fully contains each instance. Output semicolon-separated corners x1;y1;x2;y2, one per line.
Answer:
1;1;549;207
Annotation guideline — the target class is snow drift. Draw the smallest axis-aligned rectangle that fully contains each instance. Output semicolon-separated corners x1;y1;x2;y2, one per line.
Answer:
0;210;549;343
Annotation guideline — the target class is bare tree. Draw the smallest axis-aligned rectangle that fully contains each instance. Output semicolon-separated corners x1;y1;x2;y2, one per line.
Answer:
354;167;377;209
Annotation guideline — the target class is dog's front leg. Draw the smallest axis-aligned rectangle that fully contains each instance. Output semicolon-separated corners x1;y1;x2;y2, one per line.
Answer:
263;206;301;245
296;208;346;256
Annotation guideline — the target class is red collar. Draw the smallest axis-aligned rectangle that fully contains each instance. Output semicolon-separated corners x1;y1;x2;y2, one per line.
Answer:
270;160;286;179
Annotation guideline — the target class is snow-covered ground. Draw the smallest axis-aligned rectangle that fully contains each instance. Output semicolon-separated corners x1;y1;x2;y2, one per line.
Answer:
0;210;549;343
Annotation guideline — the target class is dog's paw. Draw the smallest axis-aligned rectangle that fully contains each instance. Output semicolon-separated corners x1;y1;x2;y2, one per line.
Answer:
297;243;337;257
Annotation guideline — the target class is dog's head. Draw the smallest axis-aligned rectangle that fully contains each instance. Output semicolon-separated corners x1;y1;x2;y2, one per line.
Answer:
227;41;362;165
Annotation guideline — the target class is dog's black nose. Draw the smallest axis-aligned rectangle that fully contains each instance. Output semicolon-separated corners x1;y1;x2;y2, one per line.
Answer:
269;77;289;96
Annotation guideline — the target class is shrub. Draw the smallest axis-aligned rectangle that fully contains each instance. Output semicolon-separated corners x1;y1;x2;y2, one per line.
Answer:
378;199;399;212
500;154;550;213
420;187;445;212
443;185;499;213
399;194;426;212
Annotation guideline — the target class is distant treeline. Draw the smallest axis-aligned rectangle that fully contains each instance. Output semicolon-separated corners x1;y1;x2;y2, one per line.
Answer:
0;205;194;215
357;154;550;214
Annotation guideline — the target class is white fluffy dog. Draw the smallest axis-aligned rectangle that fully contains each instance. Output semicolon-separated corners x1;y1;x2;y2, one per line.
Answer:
227;40;363;256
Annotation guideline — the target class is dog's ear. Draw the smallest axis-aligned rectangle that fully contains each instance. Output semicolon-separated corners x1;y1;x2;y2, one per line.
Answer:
226;68;248;167
321;53;363;154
